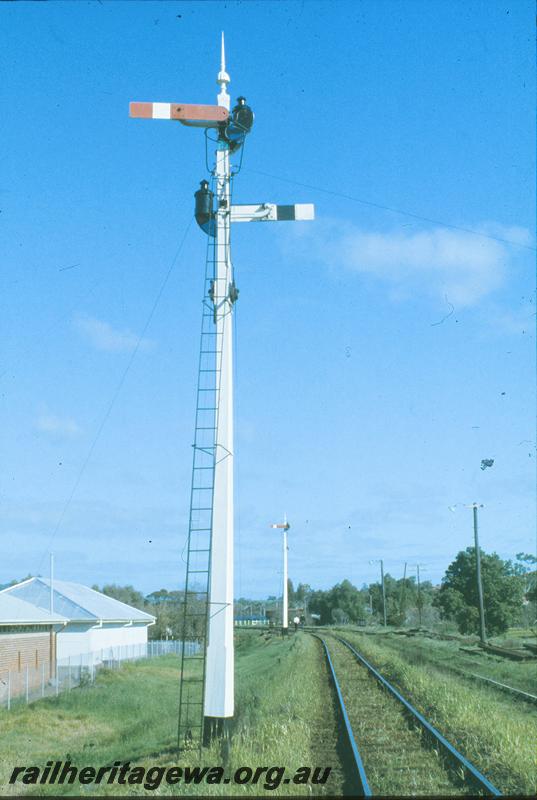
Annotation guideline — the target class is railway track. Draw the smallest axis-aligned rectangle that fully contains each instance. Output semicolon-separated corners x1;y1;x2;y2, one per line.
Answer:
359;630;537;705
313;633;502;797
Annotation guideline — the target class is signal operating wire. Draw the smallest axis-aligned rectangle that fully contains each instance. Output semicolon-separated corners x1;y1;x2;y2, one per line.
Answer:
244;168;535;252
37;217;194;572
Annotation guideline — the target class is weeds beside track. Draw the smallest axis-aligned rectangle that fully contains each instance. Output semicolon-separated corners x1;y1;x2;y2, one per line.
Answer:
337;629;536;796
313;633;502;797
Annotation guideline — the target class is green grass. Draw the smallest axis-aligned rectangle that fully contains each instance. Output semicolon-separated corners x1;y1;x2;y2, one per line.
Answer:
335;630;537;796
3;630;534;797
353;628;537;695
225;632;345;795
0;659;182;794
0;633;344;797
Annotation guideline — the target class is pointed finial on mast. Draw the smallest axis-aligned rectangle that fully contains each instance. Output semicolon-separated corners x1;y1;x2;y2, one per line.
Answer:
217;31;231;110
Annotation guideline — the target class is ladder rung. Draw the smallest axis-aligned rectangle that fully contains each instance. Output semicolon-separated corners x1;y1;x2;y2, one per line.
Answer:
180;261;228;747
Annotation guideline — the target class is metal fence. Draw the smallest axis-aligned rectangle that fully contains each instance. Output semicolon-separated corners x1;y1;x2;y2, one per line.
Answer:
0;639;199;710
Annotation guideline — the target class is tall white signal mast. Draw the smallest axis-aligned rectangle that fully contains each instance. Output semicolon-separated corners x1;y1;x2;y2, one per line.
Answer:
271;514;291;634
130;35;314;750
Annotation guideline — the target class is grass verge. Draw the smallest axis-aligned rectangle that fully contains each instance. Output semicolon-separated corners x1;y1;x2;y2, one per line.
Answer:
337;630;536;796
0;632;344;797
360;628;537;695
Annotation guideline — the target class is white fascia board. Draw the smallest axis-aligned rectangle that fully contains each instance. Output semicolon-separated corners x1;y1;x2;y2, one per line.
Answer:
0;620;64;627
98;619;154;625
0;577;37;594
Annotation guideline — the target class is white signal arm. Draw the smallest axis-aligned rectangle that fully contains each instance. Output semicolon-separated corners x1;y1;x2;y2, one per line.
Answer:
231;203;314;223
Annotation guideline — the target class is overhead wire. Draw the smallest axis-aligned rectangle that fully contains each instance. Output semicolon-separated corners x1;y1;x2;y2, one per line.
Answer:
244;168;535;252
37;216;194;572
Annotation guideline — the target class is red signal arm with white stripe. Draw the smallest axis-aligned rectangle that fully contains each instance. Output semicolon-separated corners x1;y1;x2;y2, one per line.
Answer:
129;102;229;128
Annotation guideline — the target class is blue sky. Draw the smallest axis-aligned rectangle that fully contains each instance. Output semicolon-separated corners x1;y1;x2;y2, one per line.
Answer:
2;0;535;598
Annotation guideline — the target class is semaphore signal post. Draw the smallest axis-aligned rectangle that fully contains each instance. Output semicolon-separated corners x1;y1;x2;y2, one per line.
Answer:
130;34;314;752
271;515;291;635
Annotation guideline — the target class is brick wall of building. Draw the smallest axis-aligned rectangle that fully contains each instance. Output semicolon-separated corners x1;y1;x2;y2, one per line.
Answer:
0;628;55;685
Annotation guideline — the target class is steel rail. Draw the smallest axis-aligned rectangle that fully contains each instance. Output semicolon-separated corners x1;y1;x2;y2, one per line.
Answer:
312;634;371;797
348;629;537;706
336;636;502;797
350;633;537;707
466;671;537;704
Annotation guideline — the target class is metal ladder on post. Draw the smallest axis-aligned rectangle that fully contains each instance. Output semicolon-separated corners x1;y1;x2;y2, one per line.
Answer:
177;222;223;752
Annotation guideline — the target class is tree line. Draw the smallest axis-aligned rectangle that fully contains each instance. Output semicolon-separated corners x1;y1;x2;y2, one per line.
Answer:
3;547;533;640
90;548;535;639
290;550;534;635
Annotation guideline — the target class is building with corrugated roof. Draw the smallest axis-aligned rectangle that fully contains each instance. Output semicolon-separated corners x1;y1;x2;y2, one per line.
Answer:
0;593;67;699
1;578;155;664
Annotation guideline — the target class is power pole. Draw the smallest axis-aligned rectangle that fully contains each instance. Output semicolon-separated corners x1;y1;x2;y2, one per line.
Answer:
406;564;427;628
130;35;313;750
417;564;422;627
271;515;290;635
370;559;387;627
399;561;407;621
470;503;487;644
49;553;54;614
380;559;387;628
